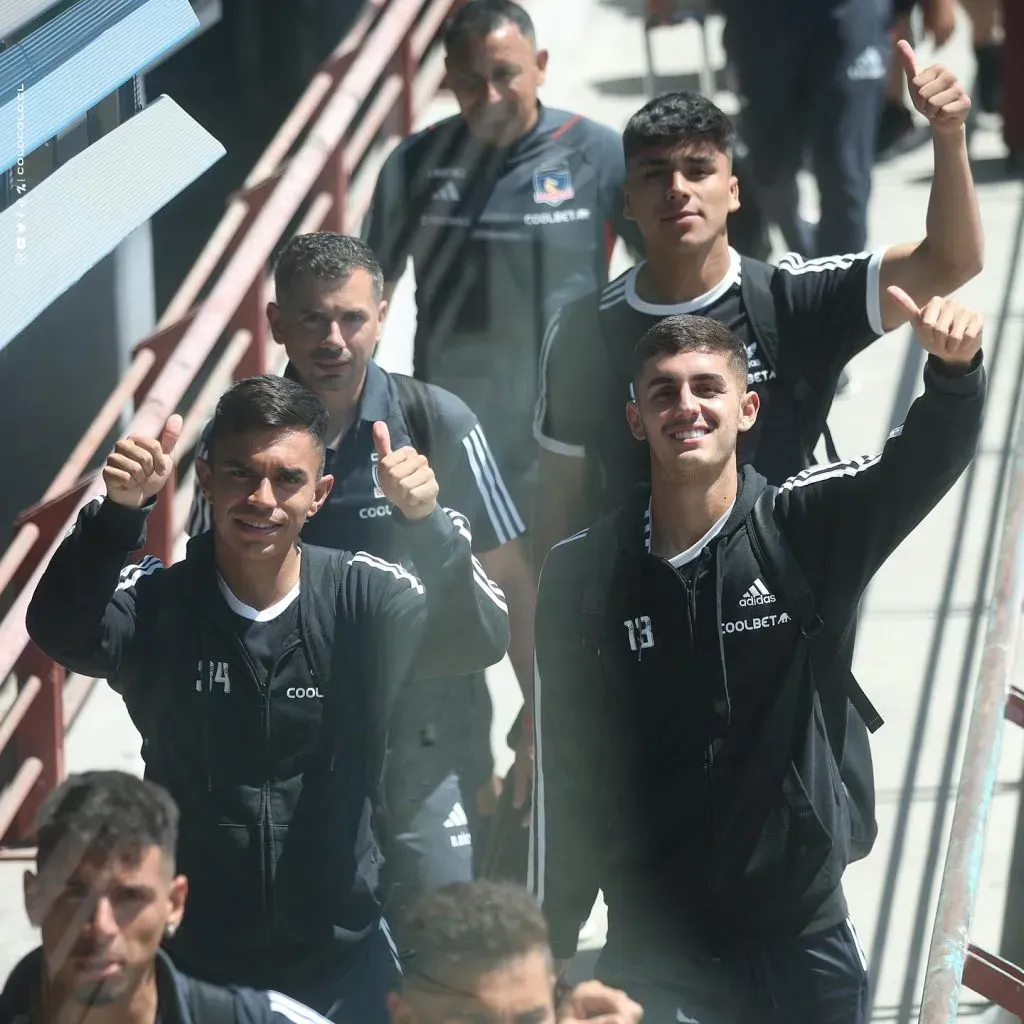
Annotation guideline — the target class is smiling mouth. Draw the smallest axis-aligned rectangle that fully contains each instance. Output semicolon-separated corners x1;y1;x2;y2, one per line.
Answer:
235;518;279;531
668;427;709;441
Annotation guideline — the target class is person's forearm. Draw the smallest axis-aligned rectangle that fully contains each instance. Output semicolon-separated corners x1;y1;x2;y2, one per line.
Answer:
924;128;984;285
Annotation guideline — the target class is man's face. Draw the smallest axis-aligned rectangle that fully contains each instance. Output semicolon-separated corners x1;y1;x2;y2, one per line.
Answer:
266;268;385;394
24;846;186;1007
388;948;556;1024
623;143;739;252
196;428;334;560
445;23;548;147
626;348;759;481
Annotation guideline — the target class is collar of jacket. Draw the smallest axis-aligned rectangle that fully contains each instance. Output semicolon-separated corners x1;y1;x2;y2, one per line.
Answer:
0;946;192;1024
179;530;340;660
612;463;771;554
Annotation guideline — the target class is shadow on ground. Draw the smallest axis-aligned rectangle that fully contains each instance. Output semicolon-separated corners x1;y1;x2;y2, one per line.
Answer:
591;66;730;99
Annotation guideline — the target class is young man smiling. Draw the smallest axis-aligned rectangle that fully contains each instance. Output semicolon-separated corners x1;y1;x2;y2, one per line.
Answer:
533;53;982;565
27;375;510;1024
187;232;536;943
530;291;986;1022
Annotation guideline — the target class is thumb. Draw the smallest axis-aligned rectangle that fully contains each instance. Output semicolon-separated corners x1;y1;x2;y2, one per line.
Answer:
372;420;392;459
160;413;183;455
887;284;921;319
897;39;918;81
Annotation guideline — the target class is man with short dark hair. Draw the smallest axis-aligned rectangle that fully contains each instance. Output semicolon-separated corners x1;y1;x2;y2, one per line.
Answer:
389;881;643;1024
533;77;981;564
27;375;510;1024
531;293;986;1021
0;770;333;1024
362;0;640;516
187;232;537;943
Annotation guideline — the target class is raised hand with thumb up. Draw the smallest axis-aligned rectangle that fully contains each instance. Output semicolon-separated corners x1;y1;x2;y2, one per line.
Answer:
887;286;983;368
103;414;184;509
372;421;439;520
897;39;971;134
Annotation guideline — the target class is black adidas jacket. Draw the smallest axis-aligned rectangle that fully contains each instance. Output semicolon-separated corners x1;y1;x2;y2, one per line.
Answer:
0;947;327;1024
531;354;985;959
26;498;509;984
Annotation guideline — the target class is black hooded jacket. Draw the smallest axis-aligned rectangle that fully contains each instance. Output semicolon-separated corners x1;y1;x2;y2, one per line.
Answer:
26;498;509;984
531;354;985;959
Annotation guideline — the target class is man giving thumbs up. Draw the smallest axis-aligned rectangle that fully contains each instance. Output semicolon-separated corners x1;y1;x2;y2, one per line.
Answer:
26;374;509;1024
371;420;439;520
103;413;183;508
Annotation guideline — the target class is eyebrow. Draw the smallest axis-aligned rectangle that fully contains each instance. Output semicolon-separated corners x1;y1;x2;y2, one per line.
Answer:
222;459;309;483
637;153;717;169
645;371;728;390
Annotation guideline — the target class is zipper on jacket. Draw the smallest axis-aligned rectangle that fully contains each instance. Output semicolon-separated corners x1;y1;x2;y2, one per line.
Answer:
682;554;717;920
262;637;304;934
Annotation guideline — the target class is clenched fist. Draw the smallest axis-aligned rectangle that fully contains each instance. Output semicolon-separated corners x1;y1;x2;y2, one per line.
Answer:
372;421;439;520
888;286;983;368
898;40;971;134
103;414;183;509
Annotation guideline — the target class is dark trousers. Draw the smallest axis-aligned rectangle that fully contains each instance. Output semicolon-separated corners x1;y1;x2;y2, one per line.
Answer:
279;922;402;1024
379;676;493;950
724;0;890;257
596;917;870;1024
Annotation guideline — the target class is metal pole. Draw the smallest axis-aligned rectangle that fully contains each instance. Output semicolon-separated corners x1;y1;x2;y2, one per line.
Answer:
918;397;1024;1022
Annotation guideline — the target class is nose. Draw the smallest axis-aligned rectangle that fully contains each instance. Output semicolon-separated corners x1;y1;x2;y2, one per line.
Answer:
327;320;347;346
85;895;119;939
248;477;275;508
667;170;691;198
483;79;504;105
676;385;702;418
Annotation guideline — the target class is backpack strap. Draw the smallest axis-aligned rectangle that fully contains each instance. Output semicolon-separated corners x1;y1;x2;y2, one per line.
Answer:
745;488;883;734
739;258;840;466
391;373;431;458
185;978;238;1024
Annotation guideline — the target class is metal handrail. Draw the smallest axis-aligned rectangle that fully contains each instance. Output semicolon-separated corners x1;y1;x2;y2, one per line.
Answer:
0;0;464;844
917;389;1024;1020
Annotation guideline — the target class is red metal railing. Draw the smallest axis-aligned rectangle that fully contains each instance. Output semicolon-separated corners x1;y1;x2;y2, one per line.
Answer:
917;386;1024;1018
0;0;467;852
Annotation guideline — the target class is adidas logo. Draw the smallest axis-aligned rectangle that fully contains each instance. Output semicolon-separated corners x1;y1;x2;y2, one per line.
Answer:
847;45;885;81
739;578;776;607
431;181;460;202
443;802;468;829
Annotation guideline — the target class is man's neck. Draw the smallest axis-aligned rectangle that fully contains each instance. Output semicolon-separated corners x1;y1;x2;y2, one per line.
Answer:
304;367;366;449
635;236;732;305
215;543;301;611
648;463;738;559
43;966;158;1024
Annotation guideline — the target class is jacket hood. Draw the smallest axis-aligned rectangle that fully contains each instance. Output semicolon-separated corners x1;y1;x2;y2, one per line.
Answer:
613;463;770;551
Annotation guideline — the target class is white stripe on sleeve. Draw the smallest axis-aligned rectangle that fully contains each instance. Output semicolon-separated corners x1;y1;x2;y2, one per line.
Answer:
349;552;425;594
462;425;526;545
779;453;882;492
268;990;333;1024
116;555;164;592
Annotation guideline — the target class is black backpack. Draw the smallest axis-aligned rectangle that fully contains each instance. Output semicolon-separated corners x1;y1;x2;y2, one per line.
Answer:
580;488;883;865
745;487;882;862
391;373;444;473
738;257;841;466
184;977;238;1024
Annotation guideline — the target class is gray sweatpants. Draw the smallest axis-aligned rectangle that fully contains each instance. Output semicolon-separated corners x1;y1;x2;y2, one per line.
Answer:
379;674;493;950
